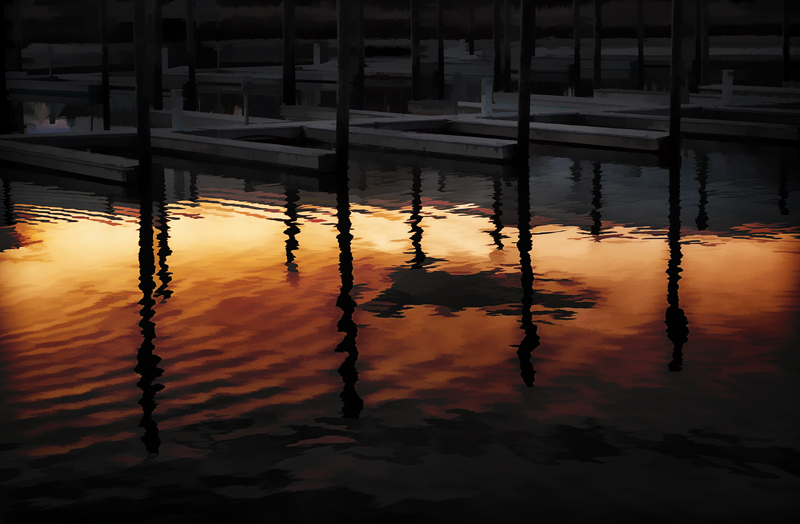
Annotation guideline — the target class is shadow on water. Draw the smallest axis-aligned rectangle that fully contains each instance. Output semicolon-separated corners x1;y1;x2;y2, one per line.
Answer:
335;168;363;419
695;150;709;231
284;187;301;282
515;163;539;387
2;178;14;227
666;159;689;372
134;167;165;454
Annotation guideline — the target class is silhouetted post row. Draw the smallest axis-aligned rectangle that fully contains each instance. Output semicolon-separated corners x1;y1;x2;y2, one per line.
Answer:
517;0;534;164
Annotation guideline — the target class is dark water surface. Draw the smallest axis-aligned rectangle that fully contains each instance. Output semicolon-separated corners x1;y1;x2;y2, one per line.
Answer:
1;140;798;522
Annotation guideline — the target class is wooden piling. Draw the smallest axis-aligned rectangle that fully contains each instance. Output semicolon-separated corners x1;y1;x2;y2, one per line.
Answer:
411;0;420;100
336;0;351;168
700;0;708;85
494;0;502;91
437;0;445;100
283;0;296;105
0;0;8;134
100;0;111;130
573;0;581;94
503;0;512;92
468;0;475;55
14;0;22;71
355;0;365;109
153;0;163;111
637;0;644;90
185;0;198;111
593;0;601;90
669;0;683;155
784;0;791;83
517;0;534;165
134;0;152;169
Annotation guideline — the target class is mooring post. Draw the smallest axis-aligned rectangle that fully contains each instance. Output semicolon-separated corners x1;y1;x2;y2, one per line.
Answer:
242;76;251;125
100;0;111;130
336;0;351;169
593;0;601;91
531;1;536;58
517;0;533;166
411;0;420;100
468;0;475;55
313;43;321;65
0;1;9;134
437;0;445;100
354;0;365;110
14;0;22;71
134;0;152;170
185;0;198;111
153;0;163;110
283;0;296;105
573;0;581;95
669;0;683;156
502;0;512;92
721;69;733;105
494;0;502;91
783;0;791;83
700;0;708;85
638;0;645;90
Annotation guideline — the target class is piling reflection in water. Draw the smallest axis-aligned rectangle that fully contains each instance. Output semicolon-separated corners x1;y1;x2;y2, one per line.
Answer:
778;161;789;216
335;172;363;419
590;162;603;237
135;176;164;453
154;172;173;302
408;167;427;269
666;161;689;372
515;165;539;387
489;173;505;250
284;187;301;280
695;151;709;230
2;178;14;226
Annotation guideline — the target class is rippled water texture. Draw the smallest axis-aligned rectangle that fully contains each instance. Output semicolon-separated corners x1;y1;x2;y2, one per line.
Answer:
1;141;798;522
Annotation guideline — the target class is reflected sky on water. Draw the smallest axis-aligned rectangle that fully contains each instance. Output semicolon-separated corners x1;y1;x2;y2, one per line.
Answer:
1;141;798;522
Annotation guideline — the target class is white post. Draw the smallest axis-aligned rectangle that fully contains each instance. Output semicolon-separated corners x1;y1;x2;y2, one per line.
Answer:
161;48;169;74
481;78;494;117
313;43;321;66
722;70;734;105
171;89;184;131
242;76;251;125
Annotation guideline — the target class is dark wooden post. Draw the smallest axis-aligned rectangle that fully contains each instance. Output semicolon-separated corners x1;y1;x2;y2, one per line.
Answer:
355;0;365;109
336;0;351;168
134;0;152;169
700;0;708;85
517;0;533;165
503;0;512;91
573;0;581;94
437;0;445;100
783;0;791;83
411;0;420;99
531;0;536;57
468;0;475;55
185;0;198;111
637;0;645;90
494;0;502;91
669;0;683;155
0;0;8;134
100;0;111;130
283;0;296;105
593;0;601;90
14;0;22;71
153;0;163;110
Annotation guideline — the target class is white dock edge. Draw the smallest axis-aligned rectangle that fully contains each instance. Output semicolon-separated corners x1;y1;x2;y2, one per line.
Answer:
449;119;668;153
151;130;336;170
303;123;516;161
0;139;137;183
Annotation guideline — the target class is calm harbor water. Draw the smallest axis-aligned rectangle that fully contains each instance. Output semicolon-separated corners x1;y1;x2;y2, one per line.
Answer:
1;140;798;522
